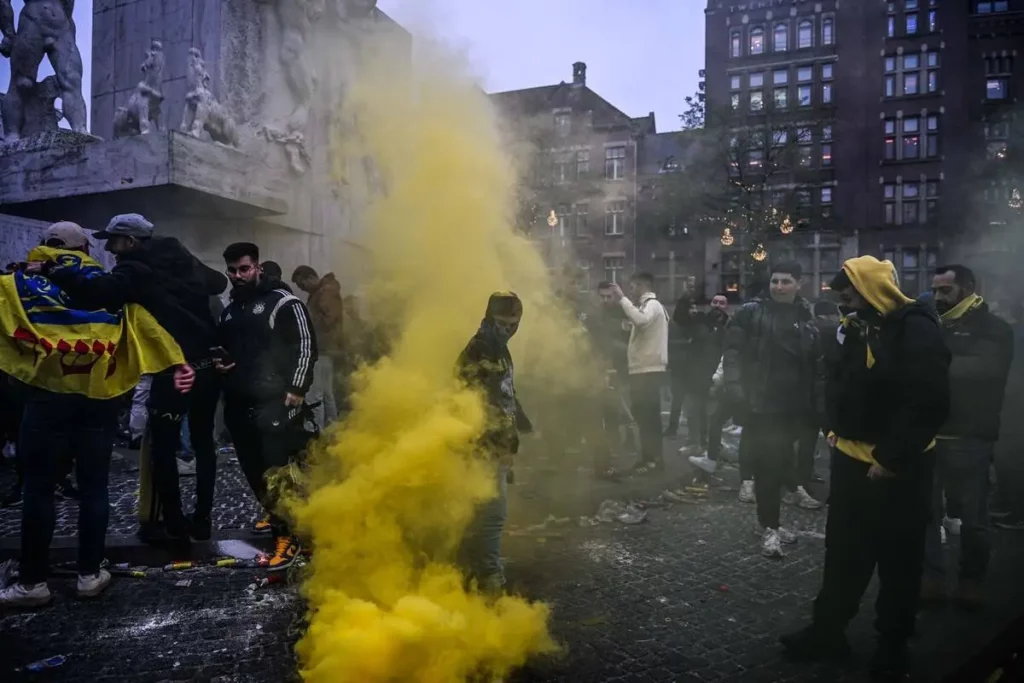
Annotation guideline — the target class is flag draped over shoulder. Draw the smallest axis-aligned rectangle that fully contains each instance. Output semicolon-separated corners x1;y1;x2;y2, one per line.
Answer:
0;247;184;399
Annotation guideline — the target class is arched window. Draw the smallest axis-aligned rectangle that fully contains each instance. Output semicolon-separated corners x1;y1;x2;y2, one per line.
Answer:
798;20;813;48
750;27;765;55
822;18;835;45
730;30;742;57
774;23;789;52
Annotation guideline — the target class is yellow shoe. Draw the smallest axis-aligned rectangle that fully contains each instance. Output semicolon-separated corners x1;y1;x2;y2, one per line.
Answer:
267;536;300;572
253;515;272;534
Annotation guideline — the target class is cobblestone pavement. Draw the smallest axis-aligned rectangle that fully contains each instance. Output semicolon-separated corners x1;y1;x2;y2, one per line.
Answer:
3;428;1024;682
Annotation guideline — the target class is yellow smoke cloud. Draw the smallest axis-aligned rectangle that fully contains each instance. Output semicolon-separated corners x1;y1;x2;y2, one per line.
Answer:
285;29;598;683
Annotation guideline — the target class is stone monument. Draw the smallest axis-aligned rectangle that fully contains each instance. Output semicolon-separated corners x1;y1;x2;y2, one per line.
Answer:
0;0;410;284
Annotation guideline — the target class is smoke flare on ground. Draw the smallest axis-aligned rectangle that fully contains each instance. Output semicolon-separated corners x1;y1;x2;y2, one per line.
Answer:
284;30;598;683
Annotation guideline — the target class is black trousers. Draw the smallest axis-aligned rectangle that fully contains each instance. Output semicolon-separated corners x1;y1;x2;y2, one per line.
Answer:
796;422;821;486
145;366;220;530
224;398;313;538
743;414;803;528
629;372;666;467
813;450;934;645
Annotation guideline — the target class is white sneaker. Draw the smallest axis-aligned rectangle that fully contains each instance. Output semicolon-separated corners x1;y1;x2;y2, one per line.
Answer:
1;443;15;459
761;528;785;557
725;425;743;436
739;480;756;503
0;582;51;607
77;569;111;598
785;486;823;510
678;444;702;457
176;458;196;476
940;525;948;544
943;516;962;536
753;524;797;545
688;454;717;474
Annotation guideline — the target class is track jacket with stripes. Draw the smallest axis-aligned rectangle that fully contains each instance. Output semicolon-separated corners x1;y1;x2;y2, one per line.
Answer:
219;277;318;406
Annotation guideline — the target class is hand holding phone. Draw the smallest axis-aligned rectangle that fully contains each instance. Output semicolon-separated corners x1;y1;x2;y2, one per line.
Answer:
210;346;235;372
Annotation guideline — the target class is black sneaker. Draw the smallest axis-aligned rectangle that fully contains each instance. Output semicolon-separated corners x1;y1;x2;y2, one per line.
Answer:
187;513;212;542
780;625;851;661
870;642;910;681
55;477;80;500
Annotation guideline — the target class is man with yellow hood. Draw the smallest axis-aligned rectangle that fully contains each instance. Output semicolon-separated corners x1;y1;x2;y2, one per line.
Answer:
781;256;950;681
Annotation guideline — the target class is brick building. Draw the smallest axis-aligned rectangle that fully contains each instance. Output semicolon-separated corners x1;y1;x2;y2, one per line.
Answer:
703;0;1023;298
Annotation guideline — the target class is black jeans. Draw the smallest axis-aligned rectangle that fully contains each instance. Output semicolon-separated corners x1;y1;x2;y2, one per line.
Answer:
225;398;313;537
20;389;118;583
743;414;802;528
796;421;821;486
813;450;933;646
145;366;220;530
629;372;665;467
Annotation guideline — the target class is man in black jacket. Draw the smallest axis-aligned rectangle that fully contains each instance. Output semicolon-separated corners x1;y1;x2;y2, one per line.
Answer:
781;256;951;680
217;243;318;571
724;262;823;558
41;214;227;546
920;265;1013;609
687;293;731;475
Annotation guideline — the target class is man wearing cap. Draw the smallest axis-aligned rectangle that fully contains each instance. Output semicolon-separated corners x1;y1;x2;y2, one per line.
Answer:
29;213;228;547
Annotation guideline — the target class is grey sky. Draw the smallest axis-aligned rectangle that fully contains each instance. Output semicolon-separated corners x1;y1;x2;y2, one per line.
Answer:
1;0;703;133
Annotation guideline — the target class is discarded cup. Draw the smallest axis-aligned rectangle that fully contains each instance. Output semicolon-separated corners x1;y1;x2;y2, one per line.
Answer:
23;655;66;672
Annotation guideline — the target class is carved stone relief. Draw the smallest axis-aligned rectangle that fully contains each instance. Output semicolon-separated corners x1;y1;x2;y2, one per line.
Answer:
112;39;166;139
180;48;240;148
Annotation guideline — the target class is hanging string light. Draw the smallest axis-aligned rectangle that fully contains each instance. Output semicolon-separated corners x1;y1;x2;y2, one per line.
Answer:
752;243;768;262
1010;188;1022;211
720;227;735;246
547;210;558;227
779;215;794;235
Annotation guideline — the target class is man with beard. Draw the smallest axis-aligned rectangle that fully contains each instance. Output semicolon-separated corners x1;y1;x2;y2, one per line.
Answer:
34;214;226;547
687;293;732;475
920;265;1013;609
723;262;823;558
781;256;950;680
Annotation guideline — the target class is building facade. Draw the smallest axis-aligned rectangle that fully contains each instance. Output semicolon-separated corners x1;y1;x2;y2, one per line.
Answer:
704;0;1023;298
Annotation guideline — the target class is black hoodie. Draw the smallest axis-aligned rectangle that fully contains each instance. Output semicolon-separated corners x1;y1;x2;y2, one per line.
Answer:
47;237;227;362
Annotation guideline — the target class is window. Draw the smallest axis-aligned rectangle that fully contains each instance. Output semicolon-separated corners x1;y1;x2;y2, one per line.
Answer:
821;143;833;166
976;1;1010;12
554;154;573;183
576;260;591;292
884;115;938;160
822;64;833;80
751;90;764;111
750;27;765;55
821;187;833;204
885;57;896;72
822;124;833;141
575;203;589;237
798;85;812;106
928;9;937;31
799;145;814;167
796;127;812;143
774;87;788;109
985;56;1014;75
750;72;764;87
928;69;939;93
904;54;920;70
731;93;740;110
605;146;626;180
903;198;919;223
604;202;626;236
885;76;896;97
555;113;571;137
927;115;939;156
906;12;919;34
906;0;918;8
822;83;833;104
772;129;788;146
731;30;742;57
822;18;834;45
902;117;920;158
748;149;765;170
576;149;590;176
904;71;919;95
884;184;897;224
556;204;570;234
798;20;813;49
796;189;812;206
887;16;896;37
603;256;624;283
730;75;741;90
987;79;1008;100
774;23;789;52
774;69;789;85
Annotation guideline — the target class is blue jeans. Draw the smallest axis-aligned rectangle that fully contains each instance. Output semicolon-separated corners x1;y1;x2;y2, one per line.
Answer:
20;389;118;583
460;461;510;590
924;438;993;582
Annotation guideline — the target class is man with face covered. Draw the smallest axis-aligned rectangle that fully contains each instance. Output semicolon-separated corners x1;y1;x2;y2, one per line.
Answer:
456;291;533;593
919;265;1013;610
781;256;950;680
216;242;318;571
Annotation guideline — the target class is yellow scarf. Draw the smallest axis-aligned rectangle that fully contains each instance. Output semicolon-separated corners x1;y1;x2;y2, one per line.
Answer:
0;247;185;399
940;293;983;323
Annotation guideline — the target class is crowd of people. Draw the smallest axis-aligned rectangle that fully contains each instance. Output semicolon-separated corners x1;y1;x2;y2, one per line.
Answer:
0;215;1022;680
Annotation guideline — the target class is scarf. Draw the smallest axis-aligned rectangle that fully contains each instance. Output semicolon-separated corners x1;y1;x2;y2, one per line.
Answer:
940;293;984;323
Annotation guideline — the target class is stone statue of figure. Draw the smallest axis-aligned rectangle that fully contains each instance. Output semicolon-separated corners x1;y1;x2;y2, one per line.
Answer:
180;47;240;148
112;39;165;139
0;0;87;142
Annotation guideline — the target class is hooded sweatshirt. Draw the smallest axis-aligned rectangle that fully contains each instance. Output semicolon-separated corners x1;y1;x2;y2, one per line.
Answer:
620;292;669;375
826;256;951;475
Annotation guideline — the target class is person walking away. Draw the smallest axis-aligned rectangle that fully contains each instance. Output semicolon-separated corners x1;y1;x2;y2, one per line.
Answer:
688;293;732;475
292;266;343;430
919;265;1013;610
456;291;532;593
781;256;950;680
723;262;823;558
218;243;318;571
608;274;669;475
1;222;194;606
43;214;227;547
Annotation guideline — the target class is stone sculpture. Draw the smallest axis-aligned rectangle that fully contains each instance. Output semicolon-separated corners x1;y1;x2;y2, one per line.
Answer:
0;75;62;140
180;47;240;148
112;40;166;139
0;0;87;142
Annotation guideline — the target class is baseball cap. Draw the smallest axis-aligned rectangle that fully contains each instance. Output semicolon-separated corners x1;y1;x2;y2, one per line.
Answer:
94;213;154;240
43;221;92;249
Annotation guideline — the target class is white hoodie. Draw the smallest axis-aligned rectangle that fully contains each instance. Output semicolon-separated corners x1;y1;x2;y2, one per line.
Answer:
620;292;669;375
